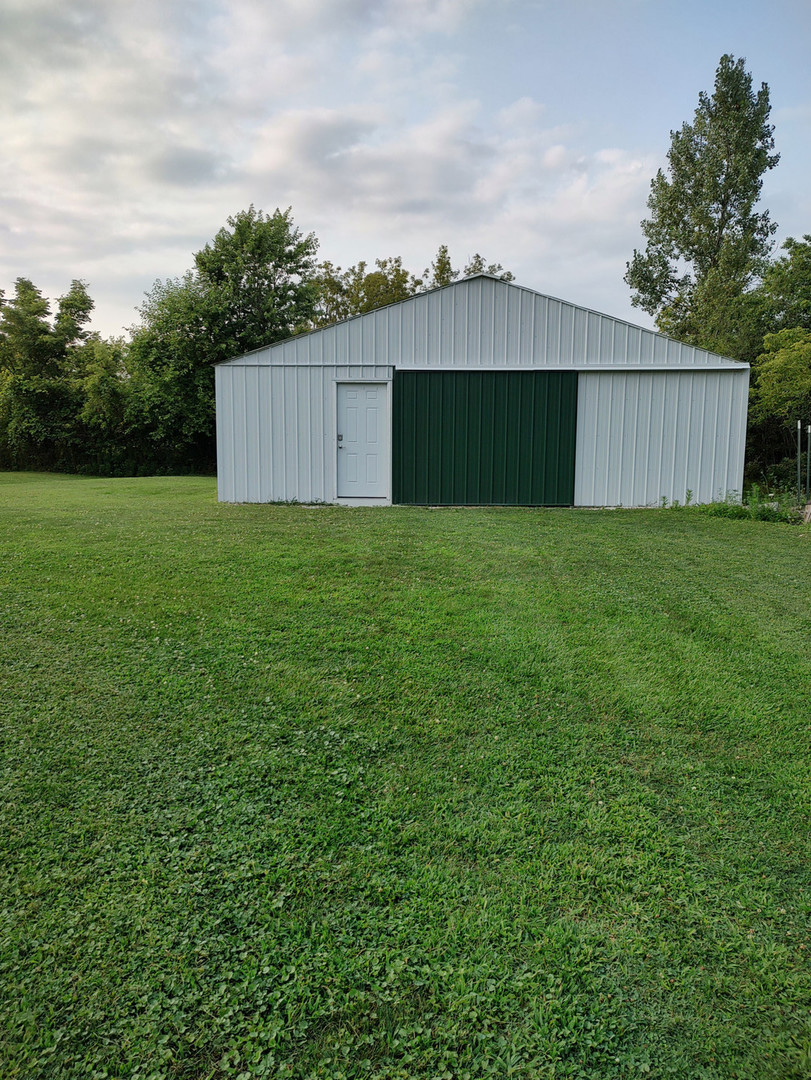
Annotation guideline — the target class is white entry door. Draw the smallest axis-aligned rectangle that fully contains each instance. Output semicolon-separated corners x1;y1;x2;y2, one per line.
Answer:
337;383;389;499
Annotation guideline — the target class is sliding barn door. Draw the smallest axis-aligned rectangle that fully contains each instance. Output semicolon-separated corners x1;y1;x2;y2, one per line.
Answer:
392;371;577;505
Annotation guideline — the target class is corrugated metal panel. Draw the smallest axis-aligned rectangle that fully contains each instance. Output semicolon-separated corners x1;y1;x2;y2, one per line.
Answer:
219;277;746;372
215;363;393;502
574;369;749;507
392;371;577;505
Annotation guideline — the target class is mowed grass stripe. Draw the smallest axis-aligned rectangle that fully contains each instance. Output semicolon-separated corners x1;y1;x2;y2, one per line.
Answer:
1;473;810;1079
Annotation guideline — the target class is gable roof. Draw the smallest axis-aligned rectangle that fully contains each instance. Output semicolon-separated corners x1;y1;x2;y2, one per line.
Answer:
219;274;746;371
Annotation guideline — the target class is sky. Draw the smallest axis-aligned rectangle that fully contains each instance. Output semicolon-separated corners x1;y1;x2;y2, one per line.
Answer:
2;0;810;338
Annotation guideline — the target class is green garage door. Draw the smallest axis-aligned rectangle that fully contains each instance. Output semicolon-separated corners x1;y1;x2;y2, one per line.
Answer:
392;370;578;505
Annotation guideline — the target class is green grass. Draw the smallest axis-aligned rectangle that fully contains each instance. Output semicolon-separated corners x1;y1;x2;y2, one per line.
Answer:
1;473;810;1080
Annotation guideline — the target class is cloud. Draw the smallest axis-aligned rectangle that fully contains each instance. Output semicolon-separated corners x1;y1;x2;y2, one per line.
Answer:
1;0;655;334
144;147;236;187
235;87;655;320
376;0;486;34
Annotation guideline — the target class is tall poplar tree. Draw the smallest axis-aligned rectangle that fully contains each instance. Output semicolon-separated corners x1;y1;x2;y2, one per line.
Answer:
625;54;779;351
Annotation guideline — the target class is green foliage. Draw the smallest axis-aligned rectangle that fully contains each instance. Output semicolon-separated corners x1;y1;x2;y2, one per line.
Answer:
126;271;219;468
753;326;811;417
691;484;803;522
312;246;515;328
2;475;811;1078
0;278;97;469
311;256;423;327
0;278;55;376
52;278;95;362
423;243;459;289
750;327;811;427
125;206;319;472
656;271;772;363
461;253;515;281
348;256;423;313
79;337;127;431
312;259;353;325
421;245;515;290
0;371;83;468
626;54;779;347
2;221;516;472
193;205;319;358
743;239;811;480
760;234;811;331
0;277;93;378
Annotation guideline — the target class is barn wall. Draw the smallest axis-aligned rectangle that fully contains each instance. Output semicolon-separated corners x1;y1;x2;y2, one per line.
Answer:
574;368;749;507
215;363;393;503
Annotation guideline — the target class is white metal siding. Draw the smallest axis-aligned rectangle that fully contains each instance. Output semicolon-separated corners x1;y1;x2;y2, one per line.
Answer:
574;369;749;507
216;363;393;503
220;277;740;372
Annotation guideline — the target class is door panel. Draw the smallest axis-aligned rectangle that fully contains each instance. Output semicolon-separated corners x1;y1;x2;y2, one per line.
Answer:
337;384;389;498
392;371;578;505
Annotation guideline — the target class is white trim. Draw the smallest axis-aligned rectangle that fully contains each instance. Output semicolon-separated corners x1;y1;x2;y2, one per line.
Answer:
228;361;747;372
335;497;391;507
388;363;748;373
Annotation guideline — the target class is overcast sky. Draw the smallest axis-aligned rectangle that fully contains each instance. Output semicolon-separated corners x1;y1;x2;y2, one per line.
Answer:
2;0;810;338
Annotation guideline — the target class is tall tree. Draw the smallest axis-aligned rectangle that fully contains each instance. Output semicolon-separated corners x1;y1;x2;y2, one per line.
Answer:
423;244;459;289
625;54;779;348
52;279;95;364
0;278;57;377
125;272;216;467
0;278;95;469
128;206;320;470
311;261;352;326
193;205;319;358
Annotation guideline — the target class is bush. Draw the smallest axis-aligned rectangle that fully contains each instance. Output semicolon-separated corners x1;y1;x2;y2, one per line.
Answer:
697;484;803;523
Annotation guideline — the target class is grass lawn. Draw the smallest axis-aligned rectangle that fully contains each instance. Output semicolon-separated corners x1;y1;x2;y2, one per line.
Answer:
1;472;811;1079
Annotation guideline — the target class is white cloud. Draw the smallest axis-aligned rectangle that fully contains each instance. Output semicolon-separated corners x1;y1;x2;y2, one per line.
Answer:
381;0;487;33
10;0;806;336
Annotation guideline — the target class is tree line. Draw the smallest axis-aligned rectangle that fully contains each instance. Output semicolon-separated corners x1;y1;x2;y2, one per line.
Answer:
0;222;512;476
1;55;809;487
